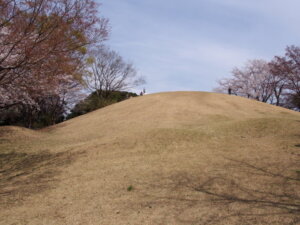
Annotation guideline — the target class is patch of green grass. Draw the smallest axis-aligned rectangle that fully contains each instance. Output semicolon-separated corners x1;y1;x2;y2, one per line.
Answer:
127;185;133;191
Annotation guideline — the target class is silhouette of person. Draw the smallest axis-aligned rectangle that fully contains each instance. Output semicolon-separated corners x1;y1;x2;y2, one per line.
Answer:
228;88;232;95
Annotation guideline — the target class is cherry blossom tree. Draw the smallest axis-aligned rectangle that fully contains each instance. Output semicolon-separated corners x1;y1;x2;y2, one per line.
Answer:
216;60;273;102
0;0;109;110
215;46;300;110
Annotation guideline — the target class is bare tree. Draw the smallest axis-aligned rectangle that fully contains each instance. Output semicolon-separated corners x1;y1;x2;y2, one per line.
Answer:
285;46;300;95
269;57;289;106
84;46;145;97
269;46;300;109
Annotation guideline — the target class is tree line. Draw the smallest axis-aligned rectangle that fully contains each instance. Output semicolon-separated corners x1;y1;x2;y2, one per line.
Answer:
0;0;145;128
215;46;300;111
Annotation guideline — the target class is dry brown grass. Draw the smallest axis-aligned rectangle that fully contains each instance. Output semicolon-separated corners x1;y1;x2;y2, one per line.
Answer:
0;91;299;225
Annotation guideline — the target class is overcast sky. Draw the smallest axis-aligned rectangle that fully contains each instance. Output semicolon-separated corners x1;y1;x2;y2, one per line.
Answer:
99;0;300;93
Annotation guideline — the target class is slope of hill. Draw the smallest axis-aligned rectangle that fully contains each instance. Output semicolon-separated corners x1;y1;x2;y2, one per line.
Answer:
0;92;299;225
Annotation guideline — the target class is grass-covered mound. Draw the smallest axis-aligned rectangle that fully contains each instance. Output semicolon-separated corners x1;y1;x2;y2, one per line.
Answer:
0;92;299;225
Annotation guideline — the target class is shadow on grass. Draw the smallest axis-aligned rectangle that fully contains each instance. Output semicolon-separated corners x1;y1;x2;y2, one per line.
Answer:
0;150;84;208
138;158;300;225
189;158;300;225
295;144;300;147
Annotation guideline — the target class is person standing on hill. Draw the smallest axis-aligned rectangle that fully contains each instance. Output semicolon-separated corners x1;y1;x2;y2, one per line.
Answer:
228;88;232;95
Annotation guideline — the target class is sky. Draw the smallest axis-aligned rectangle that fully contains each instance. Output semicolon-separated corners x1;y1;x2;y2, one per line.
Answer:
99;0;300;94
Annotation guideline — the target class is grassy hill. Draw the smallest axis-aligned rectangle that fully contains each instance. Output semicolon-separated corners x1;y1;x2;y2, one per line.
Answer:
0;92;299;225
